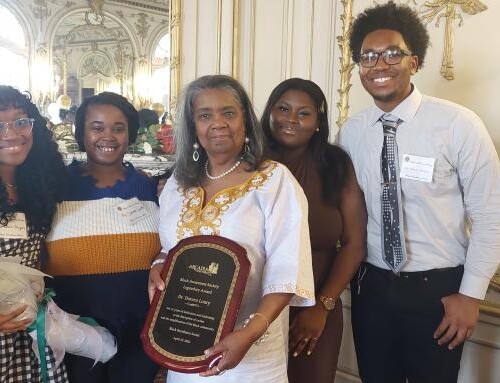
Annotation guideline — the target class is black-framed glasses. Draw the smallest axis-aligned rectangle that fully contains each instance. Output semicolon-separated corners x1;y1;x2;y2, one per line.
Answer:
0;118;34;137
359;48;413;68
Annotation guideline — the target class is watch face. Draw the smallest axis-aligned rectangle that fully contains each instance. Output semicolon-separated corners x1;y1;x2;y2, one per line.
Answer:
320;296;335;310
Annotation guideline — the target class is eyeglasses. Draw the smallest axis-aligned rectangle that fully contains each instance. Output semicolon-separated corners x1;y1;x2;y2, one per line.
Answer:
359;48;413;68
0;118;35;137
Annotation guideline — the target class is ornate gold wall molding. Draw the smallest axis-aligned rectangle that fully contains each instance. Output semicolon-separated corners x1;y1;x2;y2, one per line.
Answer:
232;0;240;79
336;0;354;130
480;300;500;318
248;0;256;99
308;0;315;80
420;0;487;80
169;0;181;118
482;263;500;317
215;0;222;73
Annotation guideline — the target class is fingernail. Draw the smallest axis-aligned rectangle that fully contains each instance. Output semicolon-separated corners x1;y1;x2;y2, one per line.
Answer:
293;352;298;357
449;346;454;350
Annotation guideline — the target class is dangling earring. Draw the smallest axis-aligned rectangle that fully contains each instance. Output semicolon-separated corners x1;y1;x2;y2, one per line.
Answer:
315;127;320;132
192;141;200;162
244;136;250;154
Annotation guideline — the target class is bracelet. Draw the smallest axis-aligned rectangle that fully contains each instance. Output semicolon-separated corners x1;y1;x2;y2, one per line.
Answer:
150;258;166;269
242;312;270;345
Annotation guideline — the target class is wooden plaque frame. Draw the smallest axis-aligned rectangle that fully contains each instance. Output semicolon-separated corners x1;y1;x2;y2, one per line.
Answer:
141;235;249;373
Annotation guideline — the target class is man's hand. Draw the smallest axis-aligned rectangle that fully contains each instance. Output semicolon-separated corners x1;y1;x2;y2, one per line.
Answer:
434;293;480;350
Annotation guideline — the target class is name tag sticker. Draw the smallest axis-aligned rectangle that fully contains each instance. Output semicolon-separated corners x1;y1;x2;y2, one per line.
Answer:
400;154;435;183
116;197;149;225
0;212;28;240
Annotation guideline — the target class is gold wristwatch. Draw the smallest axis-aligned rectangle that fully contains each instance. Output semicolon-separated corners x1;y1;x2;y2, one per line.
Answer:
319;295;336;311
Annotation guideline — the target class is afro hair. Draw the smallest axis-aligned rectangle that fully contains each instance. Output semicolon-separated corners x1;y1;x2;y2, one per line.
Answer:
350;1;429;69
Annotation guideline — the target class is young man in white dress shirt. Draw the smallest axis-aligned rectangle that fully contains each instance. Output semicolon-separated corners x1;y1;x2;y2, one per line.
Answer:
338;2;500;382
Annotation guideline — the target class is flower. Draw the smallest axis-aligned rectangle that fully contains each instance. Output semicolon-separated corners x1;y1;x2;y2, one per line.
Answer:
156;123;175;154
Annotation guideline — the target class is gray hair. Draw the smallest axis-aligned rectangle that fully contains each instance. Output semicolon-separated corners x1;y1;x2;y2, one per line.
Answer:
174;75;265;188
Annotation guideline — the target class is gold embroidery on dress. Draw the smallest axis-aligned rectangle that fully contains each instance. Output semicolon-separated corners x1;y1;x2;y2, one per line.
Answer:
176;161;278;241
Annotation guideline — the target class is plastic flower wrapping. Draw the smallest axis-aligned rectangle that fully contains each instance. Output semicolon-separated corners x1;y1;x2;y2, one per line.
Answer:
0;260;44;322
0;259;117;369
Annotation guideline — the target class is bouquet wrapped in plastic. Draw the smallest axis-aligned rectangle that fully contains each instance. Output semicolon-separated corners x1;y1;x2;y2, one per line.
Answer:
29;294;117;367
0;259;117;375
0;260;45;323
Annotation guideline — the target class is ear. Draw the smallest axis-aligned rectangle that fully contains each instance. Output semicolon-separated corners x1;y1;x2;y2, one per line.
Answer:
410;55;419;75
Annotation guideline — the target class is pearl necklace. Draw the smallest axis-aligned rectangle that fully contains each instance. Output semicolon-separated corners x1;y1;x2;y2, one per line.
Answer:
205;157;243;180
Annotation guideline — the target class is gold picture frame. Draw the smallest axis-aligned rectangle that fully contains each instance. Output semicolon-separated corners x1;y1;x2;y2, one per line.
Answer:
169;0;182;119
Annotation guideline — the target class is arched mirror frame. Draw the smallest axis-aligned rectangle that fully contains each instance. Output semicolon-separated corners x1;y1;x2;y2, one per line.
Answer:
0;1;171;112
47;7;141;108
0;0;176;162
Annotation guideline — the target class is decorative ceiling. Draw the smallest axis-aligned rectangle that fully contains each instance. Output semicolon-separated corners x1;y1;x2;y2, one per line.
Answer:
109;0;168;13
53;13;128;49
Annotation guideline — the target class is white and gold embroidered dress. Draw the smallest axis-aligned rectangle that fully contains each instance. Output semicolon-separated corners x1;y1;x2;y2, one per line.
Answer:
159;161;315;383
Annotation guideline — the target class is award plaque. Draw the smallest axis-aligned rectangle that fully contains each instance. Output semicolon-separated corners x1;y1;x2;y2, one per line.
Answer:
141;235;250;373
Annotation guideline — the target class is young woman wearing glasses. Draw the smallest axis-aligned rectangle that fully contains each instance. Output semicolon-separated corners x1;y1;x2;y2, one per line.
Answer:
0;85;69;382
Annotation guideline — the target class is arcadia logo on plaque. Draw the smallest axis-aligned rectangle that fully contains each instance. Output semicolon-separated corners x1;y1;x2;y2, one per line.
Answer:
141;235;249;373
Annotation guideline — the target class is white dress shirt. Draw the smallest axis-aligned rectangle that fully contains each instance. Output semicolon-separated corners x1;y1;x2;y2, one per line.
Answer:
339;86;500;299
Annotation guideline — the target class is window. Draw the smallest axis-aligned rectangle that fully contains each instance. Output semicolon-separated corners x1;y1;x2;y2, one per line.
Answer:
151;34;170;113
0;5;28;89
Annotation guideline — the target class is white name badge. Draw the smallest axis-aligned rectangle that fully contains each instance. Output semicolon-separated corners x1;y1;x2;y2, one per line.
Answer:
0;212;29;240
400;154;435;183
116;197;149;225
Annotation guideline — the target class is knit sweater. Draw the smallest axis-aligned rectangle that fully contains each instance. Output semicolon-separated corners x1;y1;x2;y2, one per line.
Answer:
44;161;160;345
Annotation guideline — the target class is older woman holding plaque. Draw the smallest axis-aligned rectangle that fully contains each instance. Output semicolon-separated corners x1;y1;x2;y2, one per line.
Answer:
148;75;315;382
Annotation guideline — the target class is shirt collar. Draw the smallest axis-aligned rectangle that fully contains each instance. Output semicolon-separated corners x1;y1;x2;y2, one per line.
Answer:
368;85;422;128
